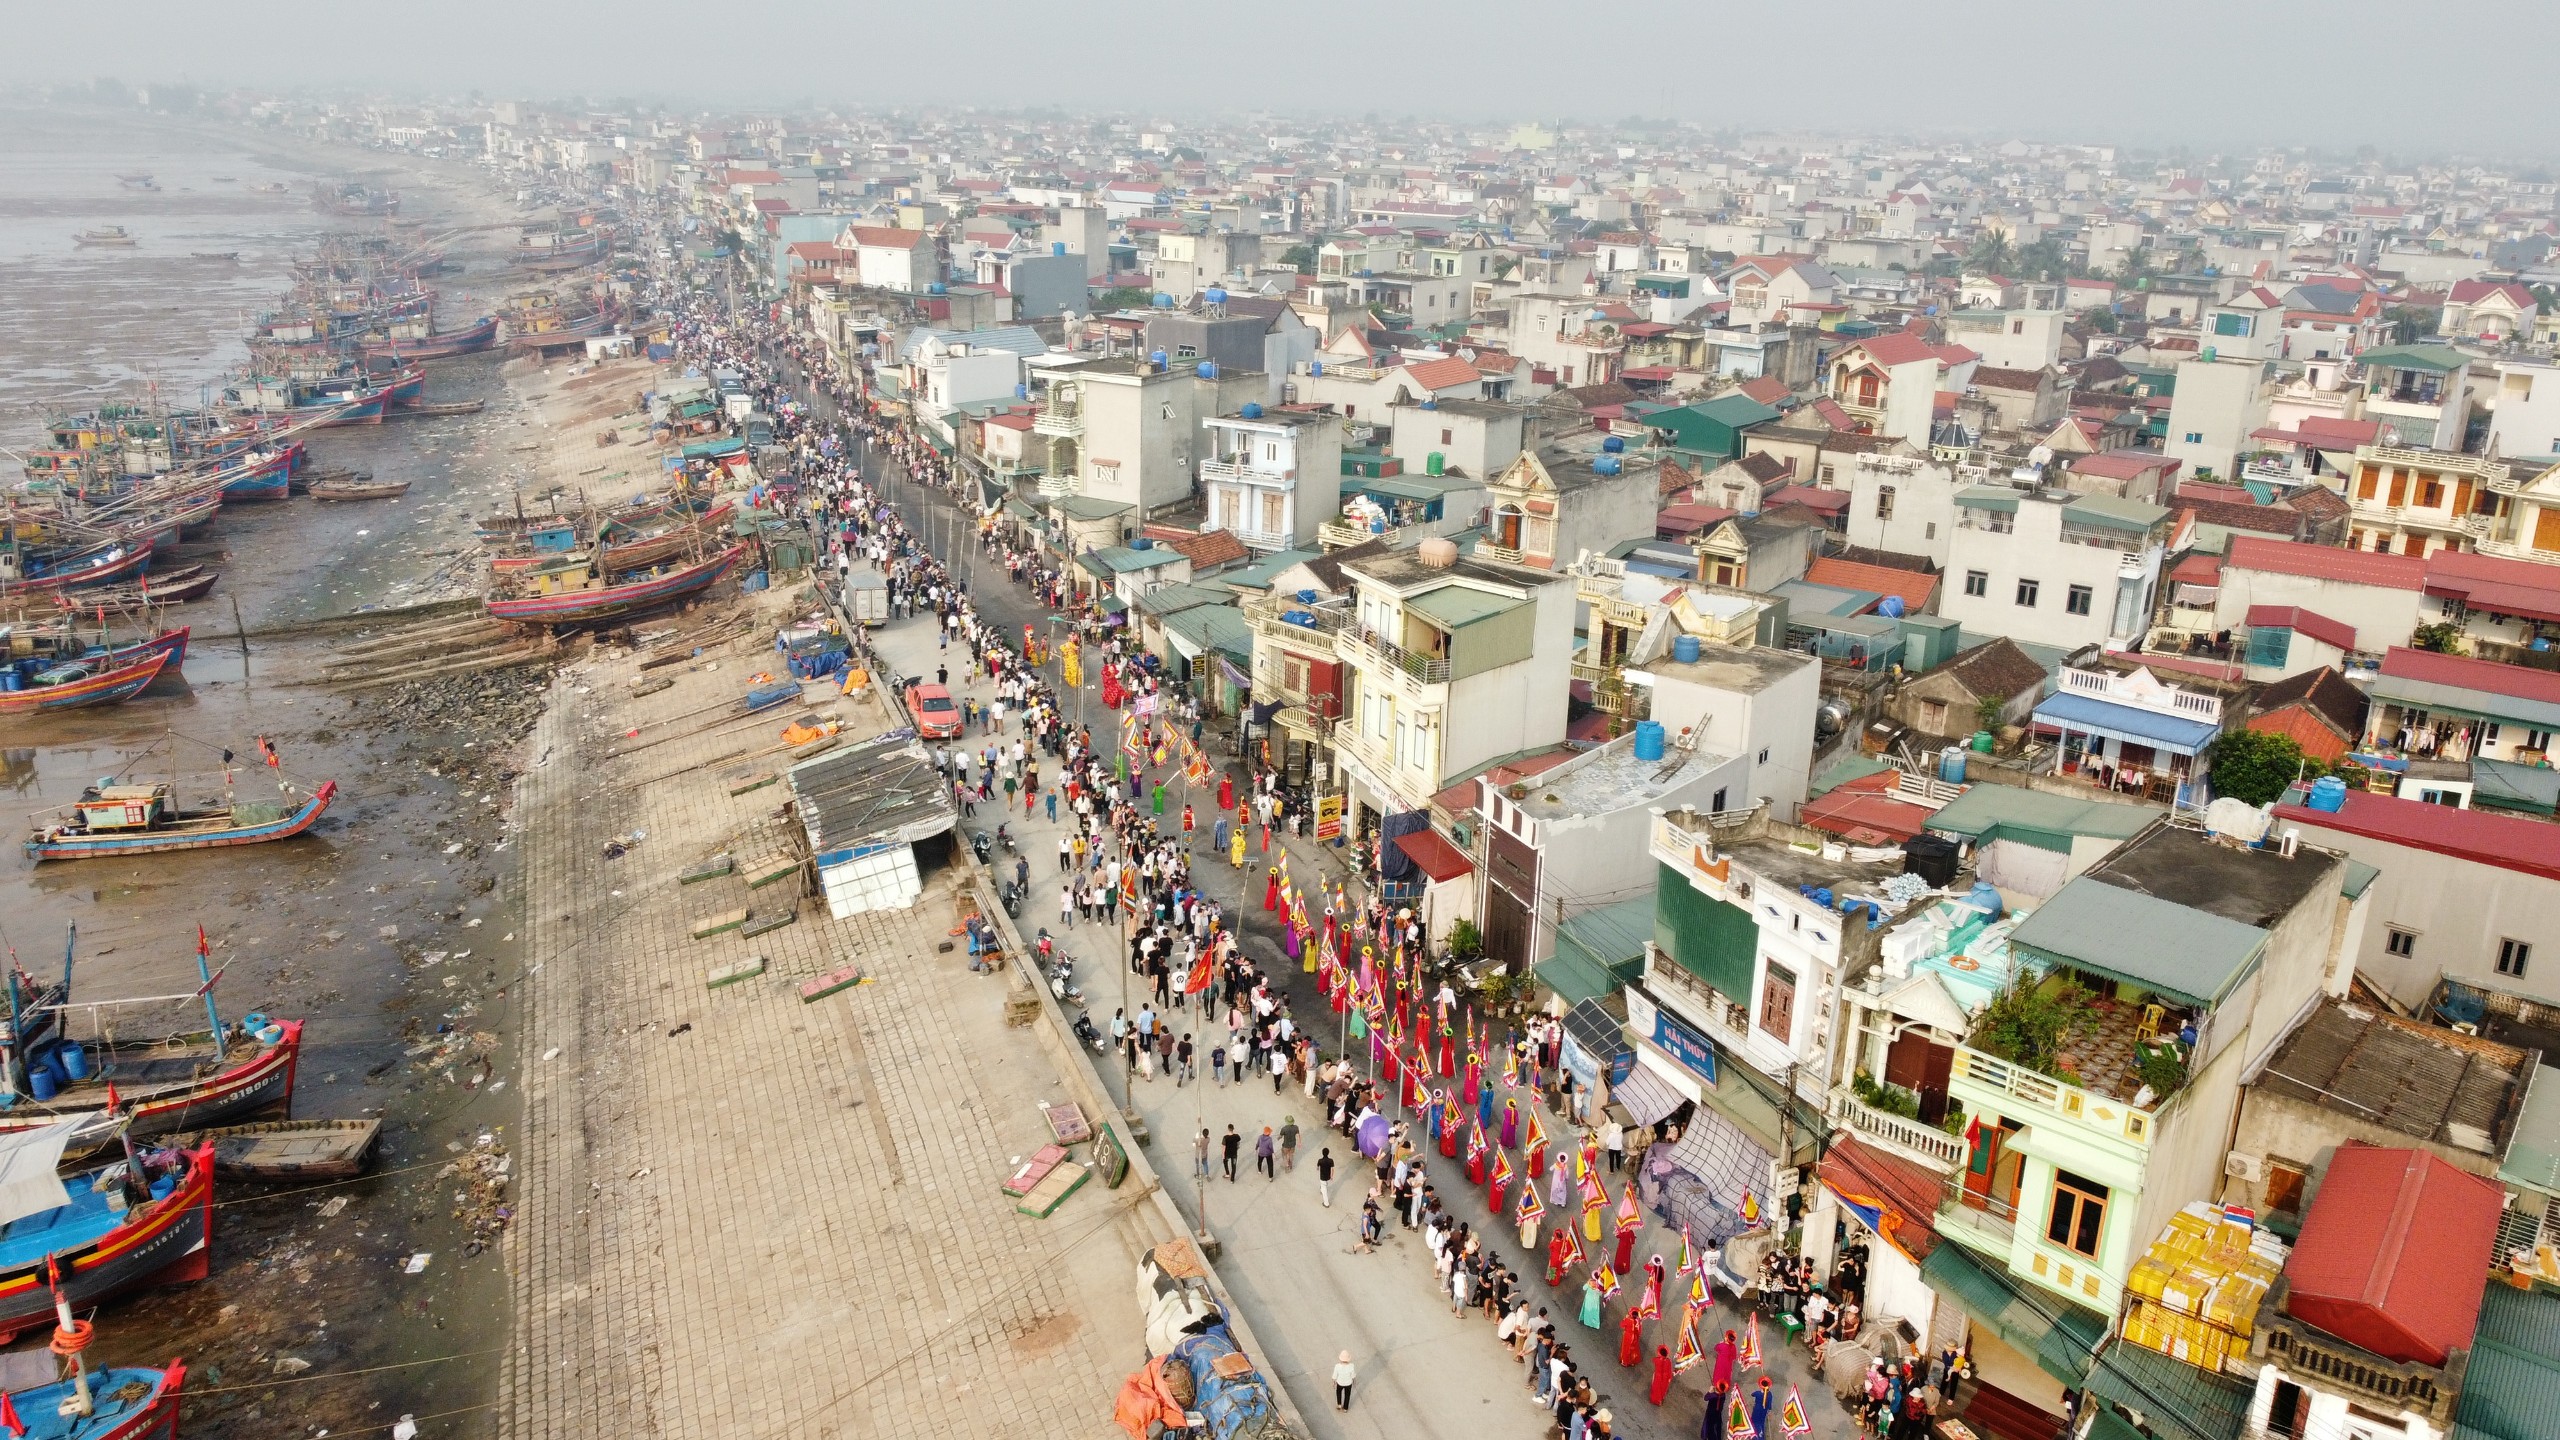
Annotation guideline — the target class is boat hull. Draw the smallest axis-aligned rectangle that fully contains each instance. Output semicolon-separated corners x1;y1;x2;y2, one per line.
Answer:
3;546;152;596
0;1148;213;1343
486;545;744;624
0;652;169;716
28;779;334;862
163;1117;380;1181
5;1363;182;1440
360;316;498;360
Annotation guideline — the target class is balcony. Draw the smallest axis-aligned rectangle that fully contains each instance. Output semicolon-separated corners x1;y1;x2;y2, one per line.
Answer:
2258;1298;2461;1426
1201;456;1294;489
1948;1045;2157;1149
1340;624;1452;686
1827;1085;1968;1169
1318;519;1410;551
1936;1190;2021;1253
1032;404;1083;439
1244;595;1349;648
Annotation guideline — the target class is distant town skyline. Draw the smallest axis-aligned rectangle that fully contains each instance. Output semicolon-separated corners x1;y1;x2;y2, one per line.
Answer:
8;0;2560;160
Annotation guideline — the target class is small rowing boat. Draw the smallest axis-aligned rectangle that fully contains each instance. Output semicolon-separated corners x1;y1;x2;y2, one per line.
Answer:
309;477;410;501
26;778;335;862
161;1117;379;1180
0;651;170;716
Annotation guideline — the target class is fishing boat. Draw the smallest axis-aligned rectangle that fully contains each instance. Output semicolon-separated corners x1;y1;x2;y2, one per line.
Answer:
0;625;189;676
0;544;151;598
358;314;498;361
160;1117;378;1180
71;228;135;249
27;773;331;863
0;928;300;1153
0;1322;185;1440
113;172;155;189
486;544;746;625
0;570;219;618
188;251;237;262
308;477;410;501
0;652;170;717
0;1128;212;1343
596;500;738;572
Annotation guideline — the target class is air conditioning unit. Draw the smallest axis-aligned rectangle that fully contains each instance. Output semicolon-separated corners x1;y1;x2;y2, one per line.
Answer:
2224;1151;2264;1183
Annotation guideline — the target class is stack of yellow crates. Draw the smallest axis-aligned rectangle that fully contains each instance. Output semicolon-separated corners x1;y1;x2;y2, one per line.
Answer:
2119;1202;2290;1372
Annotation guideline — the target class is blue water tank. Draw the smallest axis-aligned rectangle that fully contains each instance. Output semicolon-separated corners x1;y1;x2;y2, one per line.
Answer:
1672;634;1702;664
2306;776;2349;812
1152;293;1175;308
1602;435;1625;453
1632;720;1666;762
1422;398;1437;409
1205;287;1227;305
1197;361;1218;379
1938;745;1968;785
928;281;947;295
27;1066;55;1103
1132;536;1155;550
1878;595;1907;619
1052;241;1067;256
1241;402;1264;419
1594;456;1621;476
1310;361;1324;376
1150;349;1168;371
58;1043;85;1082
1015;384;1028;399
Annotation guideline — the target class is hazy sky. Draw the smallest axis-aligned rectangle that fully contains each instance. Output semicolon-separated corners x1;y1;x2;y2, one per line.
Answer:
12;0;2559;159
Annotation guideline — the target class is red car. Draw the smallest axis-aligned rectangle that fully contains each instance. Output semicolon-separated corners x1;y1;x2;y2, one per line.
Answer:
904;681;963;739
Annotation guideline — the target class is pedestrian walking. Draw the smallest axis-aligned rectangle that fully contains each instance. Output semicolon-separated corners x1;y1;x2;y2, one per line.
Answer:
1254;1126;1276;1180
1279;1116;1299;1172
1331;1352;1356;1411
1316;1147;1336;1206
1221;1125;1241;1182
1210;1042;1227;1086
1194;1128;1211;1182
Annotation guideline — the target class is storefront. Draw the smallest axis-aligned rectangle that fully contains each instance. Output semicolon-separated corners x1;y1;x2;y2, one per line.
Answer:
1625;986;1782;1247
1919;1240;2105;1430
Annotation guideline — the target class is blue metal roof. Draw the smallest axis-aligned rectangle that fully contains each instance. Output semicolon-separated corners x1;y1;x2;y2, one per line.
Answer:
2032;690;2219;755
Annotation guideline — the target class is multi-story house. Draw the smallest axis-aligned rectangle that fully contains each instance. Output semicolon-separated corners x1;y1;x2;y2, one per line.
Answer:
1027;355;1263;513
2485;358;2560;461
1720;255;1842;328
1827;332;1978;443
2358;344;2477;453
1479;443;1662;571
2439;279;2538;343
2344;444;2510;558
1940;485;2168;653
1198;404;1341;553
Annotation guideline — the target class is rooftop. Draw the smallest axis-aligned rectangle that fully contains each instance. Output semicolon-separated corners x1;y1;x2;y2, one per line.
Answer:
2253;998;2530;1158
2081;816;2345;934
1634;637;1816;696
2275;787;2560;885
1510;730;1739;824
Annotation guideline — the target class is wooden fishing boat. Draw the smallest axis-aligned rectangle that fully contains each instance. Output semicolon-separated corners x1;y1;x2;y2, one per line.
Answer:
0;1339;184;1440
26;778;334;863
487;544;745;624
0;1134;212;1343
0;652;169;716
160;1117;379;1180
383;399;484;418
71;228;136;249
0;545;151;597
9;569;220;614
359;314;498;360
0;626;189;676
596;501;737;572
309;477;410;501
190;250;239;262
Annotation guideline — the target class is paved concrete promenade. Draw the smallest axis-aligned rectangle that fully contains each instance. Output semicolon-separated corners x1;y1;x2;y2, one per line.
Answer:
496;585;1159;1439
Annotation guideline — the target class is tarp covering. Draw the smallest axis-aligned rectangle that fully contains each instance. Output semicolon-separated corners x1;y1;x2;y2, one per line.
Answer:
0;1120;80;1229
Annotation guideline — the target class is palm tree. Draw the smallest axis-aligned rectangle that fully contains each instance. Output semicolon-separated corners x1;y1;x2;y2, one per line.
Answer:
1966;230;2016;275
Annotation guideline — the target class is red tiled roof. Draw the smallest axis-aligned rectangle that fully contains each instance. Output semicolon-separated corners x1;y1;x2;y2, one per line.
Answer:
2283;1145;2502;1368
2379;645;2560;707
2069;450;2180;483
1402;356;1481;391
2225;536;2426;590
2423;550;2560;626
984;413;1035;432
1736;376;1791;406
2277;787;2560;885
1807;397;1855;431
1800;780;1935;845
1765;483;1846;513
2244;605;2357;652
846;225;928;249
1816;1133;1942;1261
1153;527;1249;571
2246;704;2351;764
1843;331;1942;368
1806;556;1938;613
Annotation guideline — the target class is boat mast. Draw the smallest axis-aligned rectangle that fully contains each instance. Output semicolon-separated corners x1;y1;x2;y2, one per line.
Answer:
193;926;226;1059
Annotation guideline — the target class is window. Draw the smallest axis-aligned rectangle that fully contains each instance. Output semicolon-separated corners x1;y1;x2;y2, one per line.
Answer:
1819;465;1836;484
1440;428;1453;445
2047;1169;2109;1258
1964;570;1988;598
2245;627;2292;668
1758;963;1797;1042
1711;787;1728;813
2015;578;2040;608
2386;927;2416;958
1757;748;1770;765
2184;431;2204;445
2066;584;2094;617
2011;319;2025;335
2500;938;2532;978
1875;485;1896;519
1925;522;1937;541
1175;344;1199;359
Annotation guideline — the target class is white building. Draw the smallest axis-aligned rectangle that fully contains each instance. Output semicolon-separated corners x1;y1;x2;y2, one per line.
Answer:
1623;640;1822;822
841;225;937;293
1200;405;1341;553
1941;486;2169;653
2164;353;2273;483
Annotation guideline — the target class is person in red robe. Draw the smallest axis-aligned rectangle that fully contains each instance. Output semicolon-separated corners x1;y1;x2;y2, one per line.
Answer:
1613;1220;1638;1277
1263;868;1280;911
1217;773;1234;811
1467;1137;1487;1186
1545;1226;1574;1286
1439;1031;1456;1077
1647;1346;1674;1406
1439;1099;1460;1158
1619;1308;1645;1368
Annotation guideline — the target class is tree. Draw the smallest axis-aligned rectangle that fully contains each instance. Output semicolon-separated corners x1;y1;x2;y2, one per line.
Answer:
2207;728;2323;806
2412;621;2467;655
2016;237;2072;283
1096;286;1154;312
2081;305;2120;335
1279;244;1315;276
1965;230;2016;275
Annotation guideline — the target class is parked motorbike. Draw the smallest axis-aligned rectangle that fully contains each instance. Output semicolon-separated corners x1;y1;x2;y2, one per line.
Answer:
968;830;993;865
1000;877;1025;917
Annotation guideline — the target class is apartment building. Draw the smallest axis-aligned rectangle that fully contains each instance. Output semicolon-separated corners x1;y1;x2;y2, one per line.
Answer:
1939;486;2169;653
1199;404;1341;553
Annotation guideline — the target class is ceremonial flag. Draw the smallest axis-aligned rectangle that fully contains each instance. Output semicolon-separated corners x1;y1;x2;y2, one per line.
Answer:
1523;1106;1546;1163
1580;1186;1606;1244
1556;1210;1583;1266
1119;863;1139;914
1615;1179;1642;1236
1674;1298;1704;1373
1515;1175;1544;1224
0;1390;21;1440
1591;1264;1619;1299
1738;1314;1762;1371
1183;947;1216;994
1489;1149;1513;1197
1634;1261;1662;1320
1779;1386;1811;1440
1502;1044;1520;1090
1675;1224;1696;1278
1723;1393;1752;1440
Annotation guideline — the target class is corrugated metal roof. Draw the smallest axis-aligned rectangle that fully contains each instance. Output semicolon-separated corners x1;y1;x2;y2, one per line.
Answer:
2079;1341;2252;1440
2452;1276;2560;1440
2030;690;2220;753
1405;585;1524;629
2007;878;2264;1006
788;730;956;857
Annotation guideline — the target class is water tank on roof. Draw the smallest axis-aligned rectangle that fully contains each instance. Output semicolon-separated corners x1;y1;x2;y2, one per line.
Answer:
1150;349;1168;371
1205;286;1227;305
1632;721;1666;762
1878;595;1906;619
1015;384;1028;399
1052;241;1067;256
1310;361;1324;376
1602;435;1625;453
1152;292;1175;308
928;281;947;295
1672;634;1702;664
1594;456;1621;476
1132;536;1155;550
2307;776;2349;813
2201;347;2217;362
1422;398;1438;410
1241;402;1264;419
1197;361;1219;379
1427;452;1444;476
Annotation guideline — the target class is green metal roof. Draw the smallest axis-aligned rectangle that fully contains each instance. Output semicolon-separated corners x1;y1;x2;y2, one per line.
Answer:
2472;757;2560;817
2064;493;2170;531
1919;1240;2105;1386
1405;585;1525;629
2007;877;2265;1007
1341;472;1482;502
2358;343;2471;375
1158;603;1253;662
1215;549;1322;592
1956;485;2020;512
1051;496;1133;522
1134;582;1230;617
1078;545;1184;575
1553;898;1654;984
2454;1284;2560;1440
2079;1341;2253;1440
2341;858;2380;900
2499;1069;2560;1198
1925;786;2157;854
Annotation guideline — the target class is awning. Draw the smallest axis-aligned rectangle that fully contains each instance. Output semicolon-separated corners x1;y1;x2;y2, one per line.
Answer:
1920;1240;2106;1385
2031;690;2218;754
1652;1098;1776;1245
1393;827;1474;883
1613;1063;1687;1127
1817;1133;1945;1263
2078;1341;2254;1440
0;1120;81;1229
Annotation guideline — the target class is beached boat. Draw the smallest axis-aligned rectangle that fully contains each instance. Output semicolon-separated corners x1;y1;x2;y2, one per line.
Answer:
0;652;170;717
26;777;333;863
0;625;189;676
0;1333;185;1440
358;314;498;361
161;1117;378;1180
597;500;737;572
72;228;135;249
189;251;238;262
308;477;410;501
0;544;152;598
0;1130;212;1343
486;544;746;625
0;570;220;617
